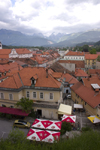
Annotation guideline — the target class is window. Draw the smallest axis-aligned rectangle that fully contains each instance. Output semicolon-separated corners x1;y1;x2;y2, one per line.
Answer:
50;93;53;100
85;102;87;105
40;92;43;99
26;91;30;98
33;92;36;98
9;94;13;100
0;93;4;99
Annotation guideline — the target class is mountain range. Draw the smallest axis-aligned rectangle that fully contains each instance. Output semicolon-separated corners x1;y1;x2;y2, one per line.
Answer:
0;29;100;47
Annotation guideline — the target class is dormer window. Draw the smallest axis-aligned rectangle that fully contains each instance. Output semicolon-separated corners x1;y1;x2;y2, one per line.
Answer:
30;77;36;85
30;74;38;87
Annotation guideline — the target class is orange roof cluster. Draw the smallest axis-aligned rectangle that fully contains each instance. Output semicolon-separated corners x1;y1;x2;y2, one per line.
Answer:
62;73;78;84
0;48;32;59
0;62;23;73
0;67;62;89
71;82;100;108
88;69;100;75
66;51;84;56
82;76;100;90
85;54;98;60
74;69;88;77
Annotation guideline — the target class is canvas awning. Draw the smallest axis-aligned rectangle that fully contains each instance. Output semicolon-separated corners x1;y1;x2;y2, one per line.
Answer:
74;104;83;109
62;114;76;123
88;115;100;123
58;104;72;115
27;128;60;143
31;119;61;130
0;106;29;116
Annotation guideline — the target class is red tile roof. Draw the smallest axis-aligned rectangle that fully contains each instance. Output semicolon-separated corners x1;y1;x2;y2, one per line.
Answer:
85;54;98;60
0;67;62;89
71;82;100;108
62;73;78;84
82;76;100;90
74;69;88;77
88;69;100;75
66;51;84;56
59;60;85;68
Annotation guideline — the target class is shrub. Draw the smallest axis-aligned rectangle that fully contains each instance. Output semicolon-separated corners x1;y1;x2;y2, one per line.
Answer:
61;122;72;135
6;114;12;120
29;109;36;118
81;126;92;132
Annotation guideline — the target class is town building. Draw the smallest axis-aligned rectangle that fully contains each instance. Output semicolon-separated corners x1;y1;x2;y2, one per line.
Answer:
71;78;100;117
0;48;33;59
85;54;98;69
0;67;64;119
63;51;85;61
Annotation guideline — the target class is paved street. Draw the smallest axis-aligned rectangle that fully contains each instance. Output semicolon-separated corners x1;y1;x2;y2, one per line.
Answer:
0;117;34;140
63;98;100;130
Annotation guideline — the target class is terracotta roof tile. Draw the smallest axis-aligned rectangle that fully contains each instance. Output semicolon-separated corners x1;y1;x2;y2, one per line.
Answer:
85;54;98;60
66;51;84;56
74;69;88;77
62;73;78;84
0;67;62;89
59;60;85;68
82;76;100;90
71;82;100;108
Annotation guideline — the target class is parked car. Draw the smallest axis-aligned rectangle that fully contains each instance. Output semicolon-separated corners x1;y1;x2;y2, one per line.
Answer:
67;94;71;99
13;120;31;128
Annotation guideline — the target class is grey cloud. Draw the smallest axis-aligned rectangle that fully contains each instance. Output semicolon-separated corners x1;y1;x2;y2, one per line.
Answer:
52;23;100;34
65;0;100;5
56;13;79;23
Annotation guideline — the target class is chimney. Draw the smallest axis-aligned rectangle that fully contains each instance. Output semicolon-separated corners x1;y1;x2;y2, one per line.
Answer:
46;68;48;78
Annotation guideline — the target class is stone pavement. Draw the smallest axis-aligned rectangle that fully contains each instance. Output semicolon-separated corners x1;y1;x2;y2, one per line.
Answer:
63;98;100;130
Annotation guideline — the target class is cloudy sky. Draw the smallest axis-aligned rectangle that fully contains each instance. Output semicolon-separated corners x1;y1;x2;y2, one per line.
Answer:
0;0;100;36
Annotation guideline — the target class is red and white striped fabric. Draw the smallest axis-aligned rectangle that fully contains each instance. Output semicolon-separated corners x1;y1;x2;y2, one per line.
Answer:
31;119;61;130
27;128;60;143
62;115;76;123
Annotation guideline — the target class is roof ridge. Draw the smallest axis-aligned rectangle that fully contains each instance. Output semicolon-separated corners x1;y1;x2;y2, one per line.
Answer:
12;75;18;88
49;74;61;88
17;72;24;86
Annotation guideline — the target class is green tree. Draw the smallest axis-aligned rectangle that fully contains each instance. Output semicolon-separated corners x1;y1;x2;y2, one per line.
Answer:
89;48;96;54
16;97;33;113
97;55;100;62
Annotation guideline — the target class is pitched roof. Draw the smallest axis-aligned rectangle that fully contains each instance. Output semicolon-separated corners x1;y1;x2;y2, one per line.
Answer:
74;69;88;77
88;69;100;75
59;60;85;68
65;51;84;56
0;67;62;89
82;76;100;90
71;82;100;108
85;54;98;60
15;48;31;54
62;73;78;84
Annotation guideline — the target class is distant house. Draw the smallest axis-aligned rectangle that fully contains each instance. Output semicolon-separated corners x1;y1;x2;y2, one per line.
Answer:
85;54;98;69
74;69;88;80
63;51;85;61
62;73;78;94
0;48;33;59
59;60;85;72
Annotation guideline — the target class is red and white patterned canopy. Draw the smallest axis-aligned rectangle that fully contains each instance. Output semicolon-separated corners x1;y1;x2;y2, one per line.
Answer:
62;115;76;123
31;119;61;130
27;128;60;143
